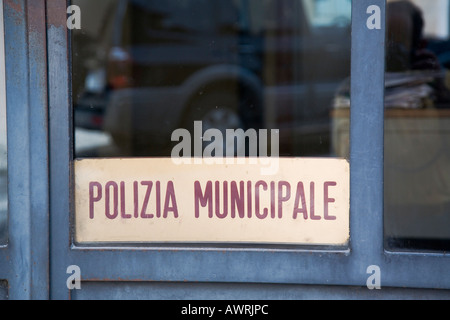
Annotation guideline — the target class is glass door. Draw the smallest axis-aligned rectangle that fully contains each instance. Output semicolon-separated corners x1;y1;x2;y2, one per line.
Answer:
47;0;450;300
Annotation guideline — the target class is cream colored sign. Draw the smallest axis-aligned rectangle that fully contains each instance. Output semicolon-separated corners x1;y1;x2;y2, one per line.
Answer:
75;158;349;245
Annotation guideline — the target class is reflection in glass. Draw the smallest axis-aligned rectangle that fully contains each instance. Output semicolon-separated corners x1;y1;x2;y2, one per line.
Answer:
384;0;450;251
0;1;6;245
73;0;351;159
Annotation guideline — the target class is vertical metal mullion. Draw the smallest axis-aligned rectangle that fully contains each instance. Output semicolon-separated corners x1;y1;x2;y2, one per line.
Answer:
27;0;50;300
3;0;50;300
350;0;386;265
47;0;72;300
0;0;8;284
4;0;32;300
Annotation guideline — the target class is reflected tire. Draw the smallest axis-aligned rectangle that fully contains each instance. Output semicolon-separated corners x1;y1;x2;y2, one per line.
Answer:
182;89;261;156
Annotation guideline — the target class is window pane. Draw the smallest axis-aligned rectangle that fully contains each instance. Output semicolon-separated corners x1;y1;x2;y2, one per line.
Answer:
72;0;351;159
385;0;450;251
0;0;6;245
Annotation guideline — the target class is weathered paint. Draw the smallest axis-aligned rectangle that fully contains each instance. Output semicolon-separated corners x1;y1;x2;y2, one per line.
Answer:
2;0;49;299
47;0;72;300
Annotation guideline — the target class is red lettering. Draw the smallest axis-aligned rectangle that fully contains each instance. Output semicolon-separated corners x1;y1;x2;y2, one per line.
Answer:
293;182;308;220
255;181;268;219
89;182;102;219
140;181;154;219
215;181;228;219
163;181;179;218
105;181;118;220
231;181;245;219
156;181;161;218
270;182;276;219
310;182;320;220
195;181;213;218
324;181;337;221
120;182;132;219
278;181;291;219
247;181;252;218
89;181;180;220
133;181;139;218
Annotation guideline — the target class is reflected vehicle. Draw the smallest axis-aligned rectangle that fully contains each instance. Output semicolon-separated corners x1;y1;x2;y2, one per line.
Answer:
73;0;351;157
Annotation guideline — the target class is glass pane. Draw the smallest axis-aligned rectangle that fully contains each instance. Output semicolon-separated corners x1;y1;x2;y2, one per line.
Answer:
72;0;351;159
0;0;6;245
385;0;450;251
72;0;352;246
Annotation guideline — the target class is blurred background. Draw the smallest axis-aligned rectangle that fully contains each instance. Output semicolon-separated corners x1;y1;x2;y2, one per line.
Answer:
384;0;450;251
72;0;352;158
332;0;450;251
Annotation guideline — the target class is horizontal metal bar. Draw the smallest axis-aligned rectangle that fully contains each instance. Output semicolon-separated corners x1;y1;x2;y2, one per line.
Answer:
57;247;450;289
72;281;450;300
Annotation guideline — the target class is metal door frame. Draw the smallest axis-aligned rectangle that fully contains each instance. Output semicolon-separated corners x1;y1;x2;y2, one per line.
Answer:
46;0;450;298
1;0;49;300
2;0;450;300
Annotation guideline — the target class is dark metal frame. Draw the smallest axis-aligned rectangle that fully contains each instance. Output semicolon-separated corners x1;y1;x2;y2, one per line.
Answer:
2;0;450;300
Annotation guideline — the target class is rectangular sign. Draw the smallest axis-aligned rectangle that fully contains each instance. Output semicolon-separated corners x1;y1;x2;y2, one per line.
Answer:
75;158;349;245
